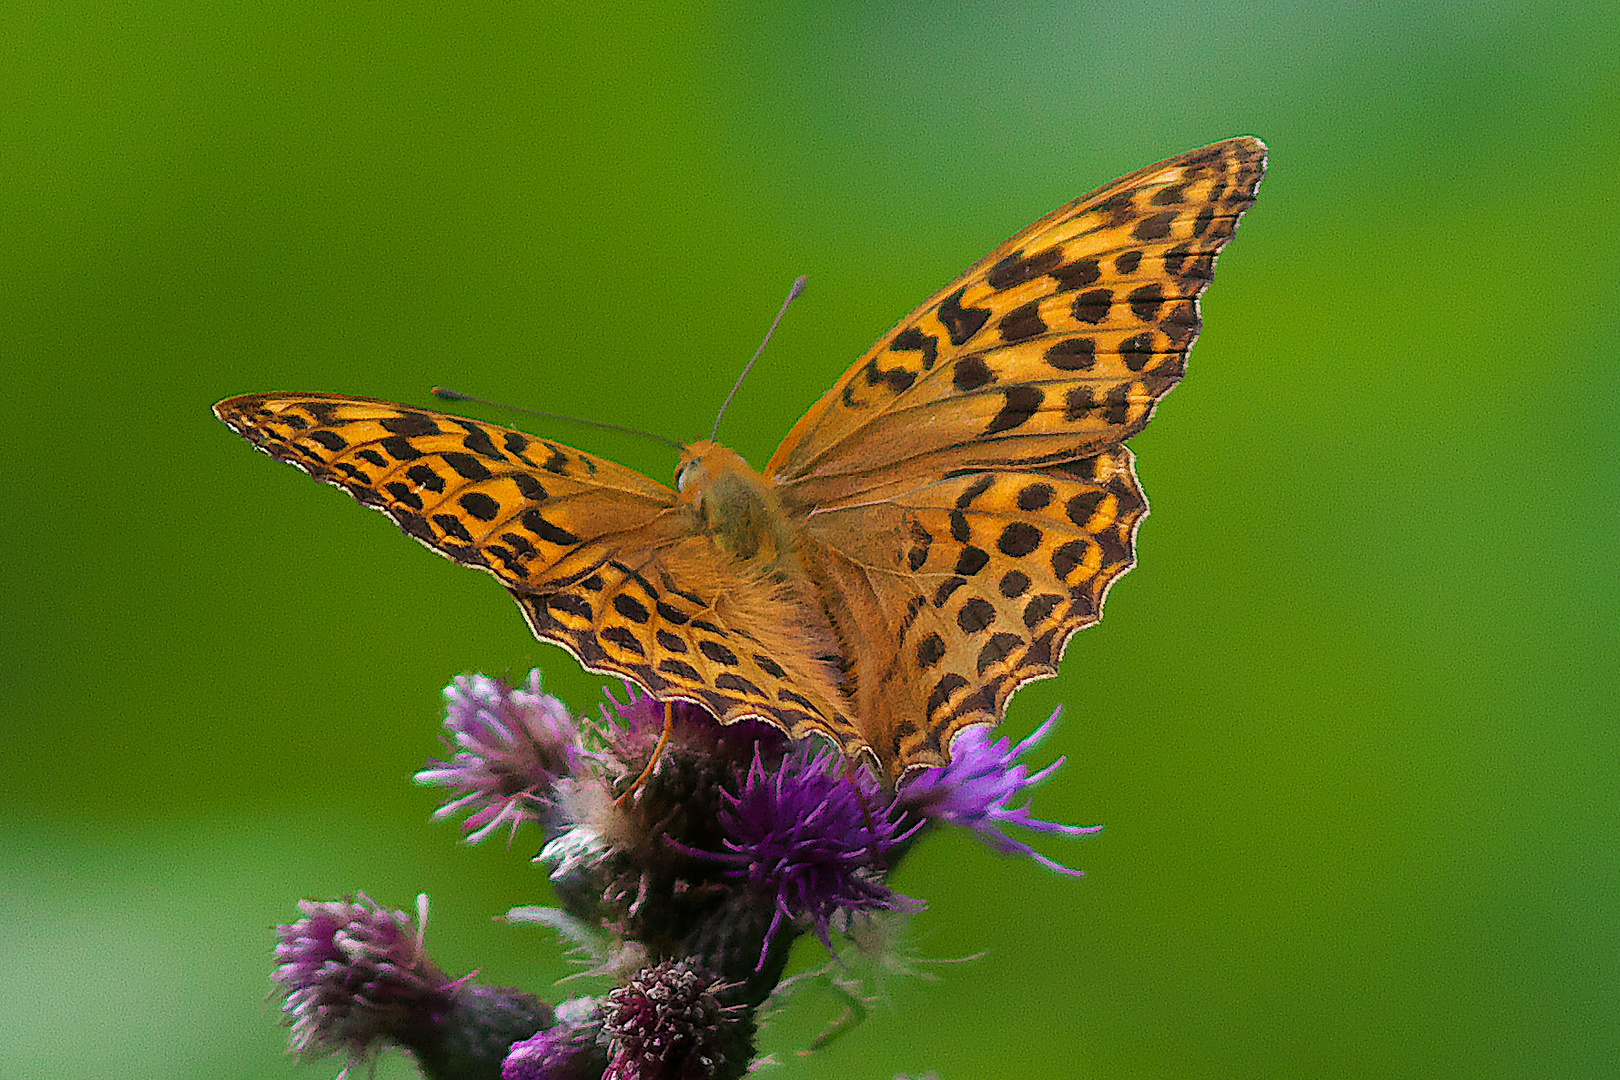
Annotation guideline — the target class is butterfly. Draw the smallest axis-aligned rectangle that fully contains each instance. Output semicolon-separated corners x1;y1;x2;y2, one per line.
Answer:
216;137;1266;781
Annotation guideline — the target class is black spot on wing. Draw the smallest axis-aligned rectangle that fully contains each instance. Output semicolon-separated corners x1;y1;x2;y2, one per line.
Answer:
613;594;651;624
1131;212;1176;241
977;633;1023;674
458;492;501;522
441;452;494;481
986;247;1064;290
926;674;969;718
998;300;1047;344
954;546;989;576
1128;283;1165;321
433;514;474;543
1045;338;1096;371
406;464;446;493
1024;593;1062;628
601;626;645;656
716;673;765;698
380;435;424;461
308;429;348;452
1050;258;1100;292
957;598;996;633
659;658;702;683
1120;332;1156;372
997;522;1043;557
985;386;1043;434
699;639;739;666
381;412;441;437
937;288;991;347
522;508;580;546
512;473;548;501
890;326;940;371
386;482;424;510
456;426;503;460
1072;289;1111;324
953;355;995;392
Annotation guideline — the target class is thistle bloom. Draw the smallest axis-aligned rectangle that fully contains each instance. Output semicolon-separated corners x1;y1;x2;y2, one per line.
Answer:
273;893;551;1077
416;671;579;843
272;893;446;1066
683;746;924;968
896;707;1100;876
273;674;1099;1076
601;960;752;1080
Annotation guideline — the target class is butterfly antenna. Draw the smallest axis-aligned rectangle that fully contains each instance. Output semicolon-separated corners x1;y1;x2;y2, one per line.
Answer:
709;275;808;442
431;387;683;451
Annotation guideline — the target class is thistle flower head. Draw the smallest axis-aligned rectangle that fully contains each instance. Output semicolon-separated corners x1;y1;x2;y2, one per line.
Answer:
601;960;752;1080
271;893;448;1066
896;708;1100;876
416;671;580;843
682;745;924;969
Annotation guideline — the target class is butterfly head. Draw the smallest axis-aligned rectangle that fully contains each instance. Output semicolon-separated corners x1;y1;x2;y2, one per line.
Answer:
675;440;793;567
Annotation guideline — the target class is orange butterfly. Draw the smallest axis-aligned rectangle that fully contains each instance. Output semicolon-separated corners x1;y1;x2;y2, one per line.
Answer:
216;137;1266;781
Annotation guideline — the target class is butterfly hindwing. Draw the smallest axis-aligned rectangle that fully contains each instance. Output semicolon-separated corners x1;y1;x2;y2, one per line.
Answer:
507;546;859;749
796;450;1147;771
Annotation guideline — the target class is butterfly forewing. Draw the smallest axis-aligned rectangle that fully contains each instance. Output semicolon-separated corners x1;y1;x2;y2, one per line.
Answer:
767;137;1266;505
214;393;858;750
214;394;677;589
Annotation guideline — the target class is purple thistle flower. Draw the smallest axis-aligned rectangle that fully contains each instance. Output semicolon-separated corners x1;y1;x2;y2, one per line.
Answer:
416;671;579;843
271;893;449;1065
601;960;751;1080
680;746;924;969
274;893;553;1077
896;708;1100;876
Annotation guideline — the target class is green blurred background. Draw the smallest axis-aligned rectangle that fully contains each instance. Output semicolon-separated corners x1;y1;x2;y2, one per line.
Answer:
4;2;1616;1077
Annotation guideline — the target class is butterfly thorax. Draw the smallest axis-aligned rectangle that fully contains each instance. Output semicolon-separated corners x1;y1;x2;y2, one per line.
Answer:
675;440;796;568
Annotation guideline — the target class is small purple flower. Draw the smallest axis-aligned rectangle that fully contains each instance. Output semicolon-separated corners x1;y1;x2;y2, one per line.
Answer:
416;671;579;843
896;708;1100;876
272;893;448;1065
683;745;924;969
602;960;750;1080
503;1017;604;1080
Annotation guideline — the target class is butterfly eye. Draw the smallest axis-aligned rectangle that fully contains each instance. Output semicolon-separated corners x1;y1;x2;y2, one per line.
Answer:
675;461;694;493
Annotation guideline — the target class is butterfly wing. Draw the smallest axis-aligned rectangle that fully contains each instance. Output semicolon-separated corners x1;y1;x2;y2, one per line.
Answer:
214;393;856;743
769;137;1266;504
767;138;1267;776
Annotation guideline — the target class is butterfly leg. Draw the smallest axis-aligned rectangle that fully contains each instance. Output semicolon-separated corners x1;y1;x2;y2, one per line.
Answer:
616;701;676;806
841;754;891;871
